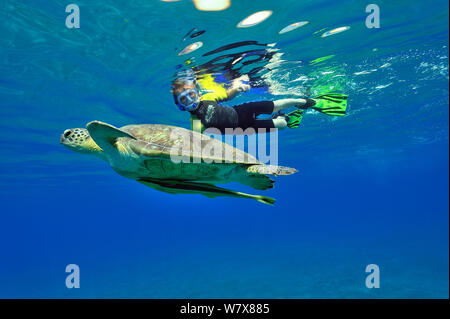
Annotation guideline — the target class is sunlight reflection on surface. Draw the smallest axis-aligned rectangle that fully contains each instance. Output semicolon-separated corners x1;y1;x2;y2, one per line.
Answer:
193;0;230;11
321;26;351;37
237;10;273;28
279;21;309;34
178;41;203;55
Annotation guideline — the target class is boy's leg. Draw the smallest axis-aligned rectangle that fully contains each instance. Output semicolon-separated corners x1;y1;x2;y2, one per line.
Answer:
275;95;348;116
235;96;344;116
271;117;288;129
251;117;287;130
273;98;315;112
233;101;290;130
233;101;275;128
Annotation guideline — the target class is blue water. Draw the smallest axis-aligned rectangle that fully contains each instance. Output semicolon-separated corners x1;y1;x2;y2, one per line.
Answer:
0;0;448;298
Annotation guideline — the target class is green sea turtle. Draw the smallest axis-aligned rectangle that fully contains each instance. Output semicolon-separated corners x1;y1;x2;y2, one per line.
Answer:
60;121;297;205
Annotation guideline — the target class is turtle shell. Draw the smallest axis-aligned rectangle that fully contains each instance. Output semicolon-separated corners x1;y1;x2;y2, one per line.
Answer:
119;124;261;165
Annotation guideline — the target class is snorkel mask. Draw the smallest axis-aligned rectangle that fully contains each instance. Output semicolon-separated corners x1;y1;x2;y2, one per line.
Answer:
173;74;200;111
175;87;200;111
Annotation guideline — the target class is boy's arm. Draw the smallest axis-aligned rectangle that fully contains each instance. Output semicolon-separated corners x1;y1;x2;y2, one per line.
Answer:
225;85;250;101
223;74;250;101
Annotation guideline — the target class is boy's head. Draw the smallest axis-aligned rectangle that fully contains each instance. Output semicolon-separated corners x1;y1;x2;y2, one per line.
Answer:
171;77;200;111
171;78;196;95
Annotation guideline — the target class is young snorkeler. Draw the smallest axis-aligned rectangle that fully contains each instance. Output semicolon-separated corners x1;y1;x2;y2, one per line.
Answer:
171;70;348;134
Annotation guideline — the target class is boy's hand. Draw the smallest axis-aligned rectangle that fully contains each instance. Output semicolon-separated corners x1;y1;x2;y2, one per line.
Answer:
235;74;249;82
226;74;251;100
234;83;251;92
231;74;250;92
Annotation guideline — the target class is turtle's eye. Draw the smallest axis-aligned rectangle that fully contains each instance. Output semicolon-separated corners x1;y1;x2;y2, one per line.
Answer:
64;130;71;138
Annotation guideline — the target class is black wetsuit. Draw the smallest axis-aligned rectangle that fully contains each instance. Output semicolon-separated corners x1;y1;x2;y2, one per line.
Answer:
191;100;275;132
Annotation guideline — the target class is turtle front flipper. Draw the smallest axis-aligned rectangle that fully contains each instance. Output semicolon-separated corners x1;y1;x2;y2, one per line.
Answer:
86;121;136;153
138;178;275;205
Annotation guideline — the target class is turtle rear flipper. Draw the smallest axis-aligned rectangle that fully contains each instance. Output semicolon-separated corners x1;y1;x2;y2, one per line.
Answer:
237;174;275;190
247;165;298;176
138;178;275;205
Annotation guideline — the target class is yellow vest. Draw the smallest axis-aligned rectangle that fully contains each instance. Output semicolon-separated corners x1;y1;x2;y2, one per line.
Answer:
190;74;228;132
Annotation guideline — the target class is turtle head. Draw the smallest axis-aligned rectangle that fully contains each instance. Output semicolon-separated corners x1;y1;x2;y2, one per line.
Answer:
60;128;103;155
